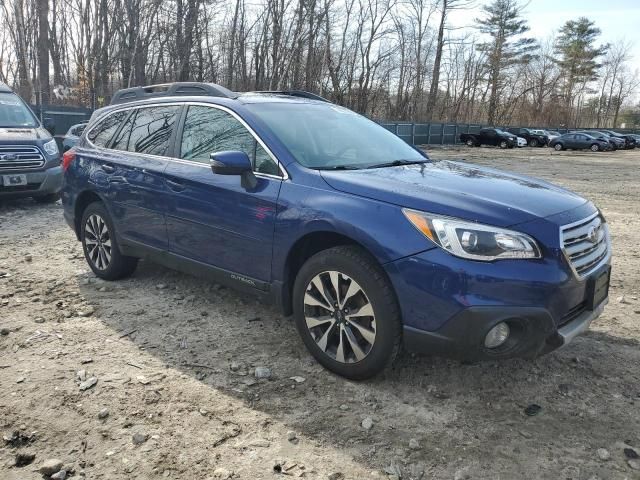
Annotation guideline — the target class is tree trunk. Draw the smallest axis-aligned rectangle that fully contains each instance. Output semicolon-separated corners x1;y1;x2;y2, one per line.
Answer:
425;0;446;121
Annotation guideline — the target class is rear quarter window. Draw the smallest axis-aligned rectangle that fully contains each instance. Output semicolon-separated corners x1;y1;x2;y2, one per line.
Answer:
87;111;128;148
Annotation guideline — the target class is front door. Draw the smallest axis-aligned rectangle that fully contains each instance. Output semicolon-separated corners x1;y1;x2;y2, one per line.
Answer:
164;104;284;283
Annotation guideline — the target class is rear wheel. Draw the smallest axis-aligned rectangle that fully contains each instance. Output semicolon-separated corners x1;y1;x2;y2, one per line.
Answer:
529;138;539;147
554;143;563;151
591;143;600;152
292;246;401;380
80;202;138;280
465;139;475;147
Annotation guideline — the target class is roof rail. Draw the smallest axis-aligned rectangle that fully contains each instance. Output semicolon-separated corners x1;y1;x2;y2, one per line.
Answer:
110;82;236;105
246;90;330;103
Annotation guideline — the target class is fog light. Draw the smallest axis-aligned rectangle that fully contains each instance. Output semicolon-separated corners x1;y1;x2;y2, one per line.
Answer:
484;322;510;348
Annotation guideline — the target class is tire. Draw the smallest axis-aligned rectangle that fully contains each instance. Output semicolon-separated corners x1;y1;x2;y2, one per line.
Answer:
292;245;401;380
33;193;60;204
529;138;538;147
499;140;508;149
591;144;600;152
465;139;475;147
554;143;563;151
80;201;138;280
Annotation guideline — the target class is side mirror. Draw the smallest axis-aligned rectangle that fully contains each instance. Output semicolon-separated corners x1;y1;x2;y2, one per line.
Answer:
210;151;257;189
43;117;56;135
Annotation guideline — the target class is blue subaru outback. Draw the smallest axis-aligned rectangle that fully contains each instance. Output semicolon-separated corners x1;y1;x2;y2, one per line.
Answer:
61;82;611;379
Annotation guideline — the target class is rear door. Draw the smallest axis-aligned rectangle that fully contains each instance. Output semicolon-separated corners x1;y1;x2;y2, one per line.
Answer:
103;104;181;250
564;134;577;149
164;104;284;283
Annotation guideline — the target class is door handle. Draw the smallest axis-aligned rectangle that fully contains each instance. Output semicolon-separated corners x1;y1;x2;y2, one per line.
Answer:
165;178;185;192
101;164;115;174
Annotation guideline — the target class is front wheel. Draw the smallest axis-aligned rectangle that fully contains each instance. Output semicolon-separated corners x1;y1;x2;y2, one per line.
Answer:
529;138;539;147
591;144;600;152
554;143;563;151
499;140;508;149
80;202;138;280
292;246;401;380
465;139;475;147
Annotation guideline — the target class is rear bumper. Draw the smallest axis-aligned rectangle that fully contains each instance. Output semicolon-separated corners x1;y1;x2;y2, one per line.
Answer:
403;299;606;360
0;165;63;198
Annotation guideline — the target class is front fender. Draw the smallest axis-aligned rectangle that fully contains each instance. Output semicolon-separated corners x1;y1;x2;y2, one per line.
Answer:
271;179;435;282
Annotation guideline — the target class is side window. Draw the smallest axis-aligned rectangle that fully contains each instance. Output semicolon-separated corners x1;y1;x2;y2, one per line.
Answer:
111;111;136;151
87;110;128;148
124;106;180;156
180;106;281;176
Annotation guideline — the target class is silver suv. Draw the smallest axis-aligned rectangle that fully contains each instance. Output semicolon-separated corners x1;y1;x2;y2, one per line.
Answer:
0;82;62;203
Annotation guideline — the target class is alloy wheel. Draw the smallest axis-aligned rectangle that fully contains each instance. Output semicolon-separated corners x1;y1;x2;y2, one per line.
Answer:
554;144;562;151
303;271;377;364
84;214;112;270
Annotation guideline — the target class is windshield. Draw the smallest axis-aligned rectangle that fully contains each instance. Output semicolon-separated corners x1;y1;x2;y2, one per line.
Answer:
0;92;39;128
246;102;427;169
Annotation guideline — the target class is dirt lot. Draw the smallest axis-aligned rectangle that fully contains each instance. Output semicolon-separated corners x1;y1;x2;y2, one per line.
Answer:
1;146;639;480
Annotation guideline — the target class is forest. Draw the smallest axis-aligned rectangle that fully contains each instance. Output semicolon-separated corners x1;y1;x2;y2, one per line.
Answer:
1;0;638;128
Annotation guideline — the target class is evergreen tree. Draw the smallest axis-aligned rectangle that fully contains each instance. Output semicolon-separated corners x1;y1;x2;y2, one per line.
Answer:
554;17;608;112
475;0;538;125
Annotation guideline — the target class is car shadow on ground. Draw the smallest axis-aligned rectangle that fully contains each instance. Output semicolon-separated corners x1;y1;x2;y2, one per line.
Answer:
76;259;640;478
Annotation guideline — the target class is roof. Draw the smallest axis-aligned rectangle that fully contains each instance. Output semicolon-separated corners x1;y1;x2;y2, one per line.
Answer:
109;82;330;107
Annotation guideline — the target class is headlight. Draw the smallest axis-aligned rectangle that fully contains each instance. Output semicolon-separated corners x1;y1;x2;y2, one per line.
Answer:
43;139;59;156
403;209;541;261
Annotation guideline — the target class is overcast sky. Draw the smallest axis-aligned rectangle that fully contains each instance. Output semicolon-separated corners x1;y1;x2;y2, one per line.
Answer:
448;0;640;71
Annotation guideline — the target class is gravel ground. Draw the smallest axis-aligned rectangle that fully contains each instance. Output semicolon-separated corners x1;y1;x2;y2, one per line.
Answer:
1;146;639;480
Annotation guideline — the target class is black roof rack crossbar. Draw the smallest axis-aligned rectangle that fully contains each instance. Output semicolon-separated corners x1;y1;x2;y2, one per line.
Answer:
247;90;330;102
110;82;236;105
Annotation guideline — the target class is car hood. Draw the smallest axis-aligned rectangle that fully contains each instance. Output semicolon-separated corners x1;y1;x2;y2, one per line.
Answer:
0;127;51;143
320;160;588;227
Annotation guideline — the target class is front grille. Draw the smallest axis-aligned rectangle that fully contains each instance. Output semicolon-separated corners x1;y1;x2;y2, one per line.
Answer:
0;145;45;171
561;213;609;278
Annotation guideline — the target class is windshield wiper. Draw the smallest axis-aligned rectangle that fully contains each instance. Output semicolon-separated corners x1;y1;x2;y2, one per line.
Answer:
366;159;428;169
315;165;362;171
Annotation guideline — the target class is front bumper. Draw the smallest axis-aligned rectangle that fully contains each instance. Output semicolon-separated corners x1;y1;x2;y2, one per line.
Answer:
403;299;607;361
385;239;610;361
0;165;63;198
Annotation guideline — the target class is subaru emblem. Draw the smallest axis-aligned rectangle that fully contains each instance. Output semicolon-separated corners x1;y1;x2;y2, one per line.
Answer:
587;226;599;244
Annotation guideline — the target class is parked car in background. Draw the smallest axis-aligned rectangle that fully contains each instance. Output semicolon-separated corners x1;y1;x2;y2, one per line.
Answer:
61;82;611;379
506;127;548;147
628;134;640;145
532;129;560;143
549;133;610;152
516;136;527;147
62;123;87;152
599;130;636;149
460;128;517;148
0;82;62;203
577;131;623;151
